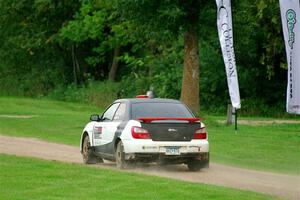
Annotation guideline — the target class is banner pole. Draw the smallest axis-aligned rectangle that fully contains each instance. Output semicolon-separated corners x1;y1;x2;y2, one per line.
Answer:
235;109;238;133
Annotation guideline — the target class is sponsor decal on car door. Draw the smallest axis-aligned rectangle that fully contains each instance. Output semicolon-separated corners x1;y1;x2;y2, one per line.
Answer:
93;123;103;146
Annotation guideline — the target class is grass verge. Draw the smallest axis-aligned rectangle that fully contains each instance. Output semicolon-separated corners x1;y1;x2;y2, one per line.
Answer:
0;154;278;200
205;118;300;174
0;97;98;145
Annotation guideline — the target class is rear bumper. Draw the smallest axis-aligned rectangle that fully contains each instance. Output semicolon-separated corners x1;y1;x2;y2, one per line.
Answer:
122;139;209;156
125;152;209;164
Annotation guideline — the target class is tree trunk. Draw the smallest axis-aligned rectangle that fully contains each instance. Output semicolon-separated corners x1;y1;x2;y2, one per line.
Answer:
180;26;200;115
72;44;81;85
108;48;120;81
71;45;78;85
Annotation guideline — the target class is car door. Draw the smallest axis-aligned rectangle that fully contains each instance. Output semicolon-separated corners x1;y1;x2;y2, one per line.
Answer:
92;103;120;147
98;103;127;154
100;102;120;143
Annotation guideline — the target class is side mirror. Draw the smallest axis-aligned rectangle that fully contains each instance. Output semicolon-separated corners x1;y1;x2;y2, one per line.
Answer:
90;114;100;122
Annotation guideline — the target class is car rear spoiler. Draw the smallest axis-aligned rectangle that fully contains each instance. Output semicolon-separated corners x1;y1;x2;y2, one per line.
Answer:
137;117;203;123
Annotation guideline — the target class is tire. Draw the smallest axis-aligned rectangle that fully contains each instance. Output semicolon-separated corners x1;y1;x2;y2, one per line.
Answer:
115;141;129;169
187;160;209;172
82;136;103;164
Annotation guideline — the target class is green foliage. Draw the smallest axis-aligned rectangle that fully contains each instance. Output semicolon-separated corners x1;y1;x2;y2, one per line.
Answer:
0;0;293;116
48;80;120;108
119;38;184;99
0;0;80;95
59;0;140;81
116;0;213;35
253;0;286;78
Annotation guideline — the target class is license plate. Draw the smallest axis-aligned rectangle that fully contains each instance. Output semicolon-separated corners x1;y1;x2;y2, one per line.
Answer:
165;147;180;155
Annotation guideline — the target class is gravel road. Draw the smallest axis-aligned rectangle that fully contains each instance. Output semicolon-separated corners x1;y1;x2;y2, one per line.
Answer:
0;135;299;200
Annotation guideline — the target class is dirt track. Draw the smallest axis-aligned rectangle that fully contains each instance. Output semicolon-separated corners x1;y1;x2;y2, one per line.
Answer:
0;135;299;200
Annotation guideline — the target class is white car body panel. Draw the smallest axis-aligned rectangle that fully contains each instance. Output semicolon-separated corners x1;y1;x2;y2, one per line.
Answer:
100;121;121;145
80;122;95;152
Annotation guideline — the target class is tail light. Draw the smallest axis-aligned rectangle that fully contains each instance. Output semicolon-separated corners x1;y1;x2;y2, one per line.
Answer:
131;126;151;139
193;128;207;139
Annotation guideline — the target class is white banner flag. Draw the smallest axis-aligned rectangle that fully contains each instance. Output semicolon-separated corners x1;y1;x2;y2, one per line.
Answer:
280;0;300;115
216;0;241;109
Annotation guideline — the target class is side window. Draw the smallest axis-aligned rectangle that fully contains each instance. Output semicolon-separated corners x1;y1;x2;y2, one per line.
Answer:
113;103;126;121
102;103;120;121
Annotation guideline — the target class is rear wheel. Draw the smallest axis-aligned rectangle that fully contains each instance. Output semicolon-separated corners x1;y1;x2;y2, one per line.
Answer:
82;136;103;164
187;160;209;171
115;141;129;169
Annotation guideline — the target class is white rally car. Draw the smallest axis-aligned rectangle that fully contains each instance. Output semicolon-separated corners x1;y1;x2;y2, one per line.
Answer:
80;97;209;171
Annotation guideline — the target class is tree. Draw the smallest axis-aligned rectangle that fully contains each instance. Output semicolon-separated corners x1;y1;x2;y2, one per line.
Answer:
116;0;212;115
0;0;289;115
59;0;138;82
0;0;80;95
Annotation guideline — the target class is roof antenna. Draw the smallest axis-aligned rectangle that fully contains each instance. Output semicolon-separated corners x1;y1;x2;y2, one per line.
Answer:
146;87;154;98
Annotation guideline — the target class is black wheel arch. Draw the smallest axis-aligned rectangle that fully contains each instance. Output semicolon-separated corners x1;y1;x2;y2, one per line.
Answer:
81;132;89;154
114;137;121;152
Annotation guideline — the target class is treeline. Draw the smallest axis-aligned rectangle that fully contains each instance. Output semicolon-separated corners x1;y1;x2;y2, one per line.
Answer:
0;0;287;115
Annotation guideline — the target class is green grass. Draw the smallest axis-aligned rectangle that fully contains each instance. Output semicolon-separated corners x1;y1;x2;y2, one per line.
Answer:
205;119;300;174
0;97;299;174
0;154;278;200
0;97;100;145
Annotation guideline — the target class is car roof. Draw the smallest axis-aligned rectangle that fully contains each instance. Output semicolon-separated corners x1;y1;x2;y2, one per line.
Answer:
114;98;182;104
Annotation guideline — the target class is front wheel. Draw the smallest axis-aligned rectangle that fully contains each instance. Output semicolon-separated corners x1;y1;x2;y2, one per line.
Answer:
82;136;103;164
115;141;129;169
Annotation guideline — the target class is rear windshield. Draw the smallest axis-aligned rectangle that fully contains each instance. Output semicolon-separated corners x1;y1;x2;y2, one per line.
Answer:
131;102;193;119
